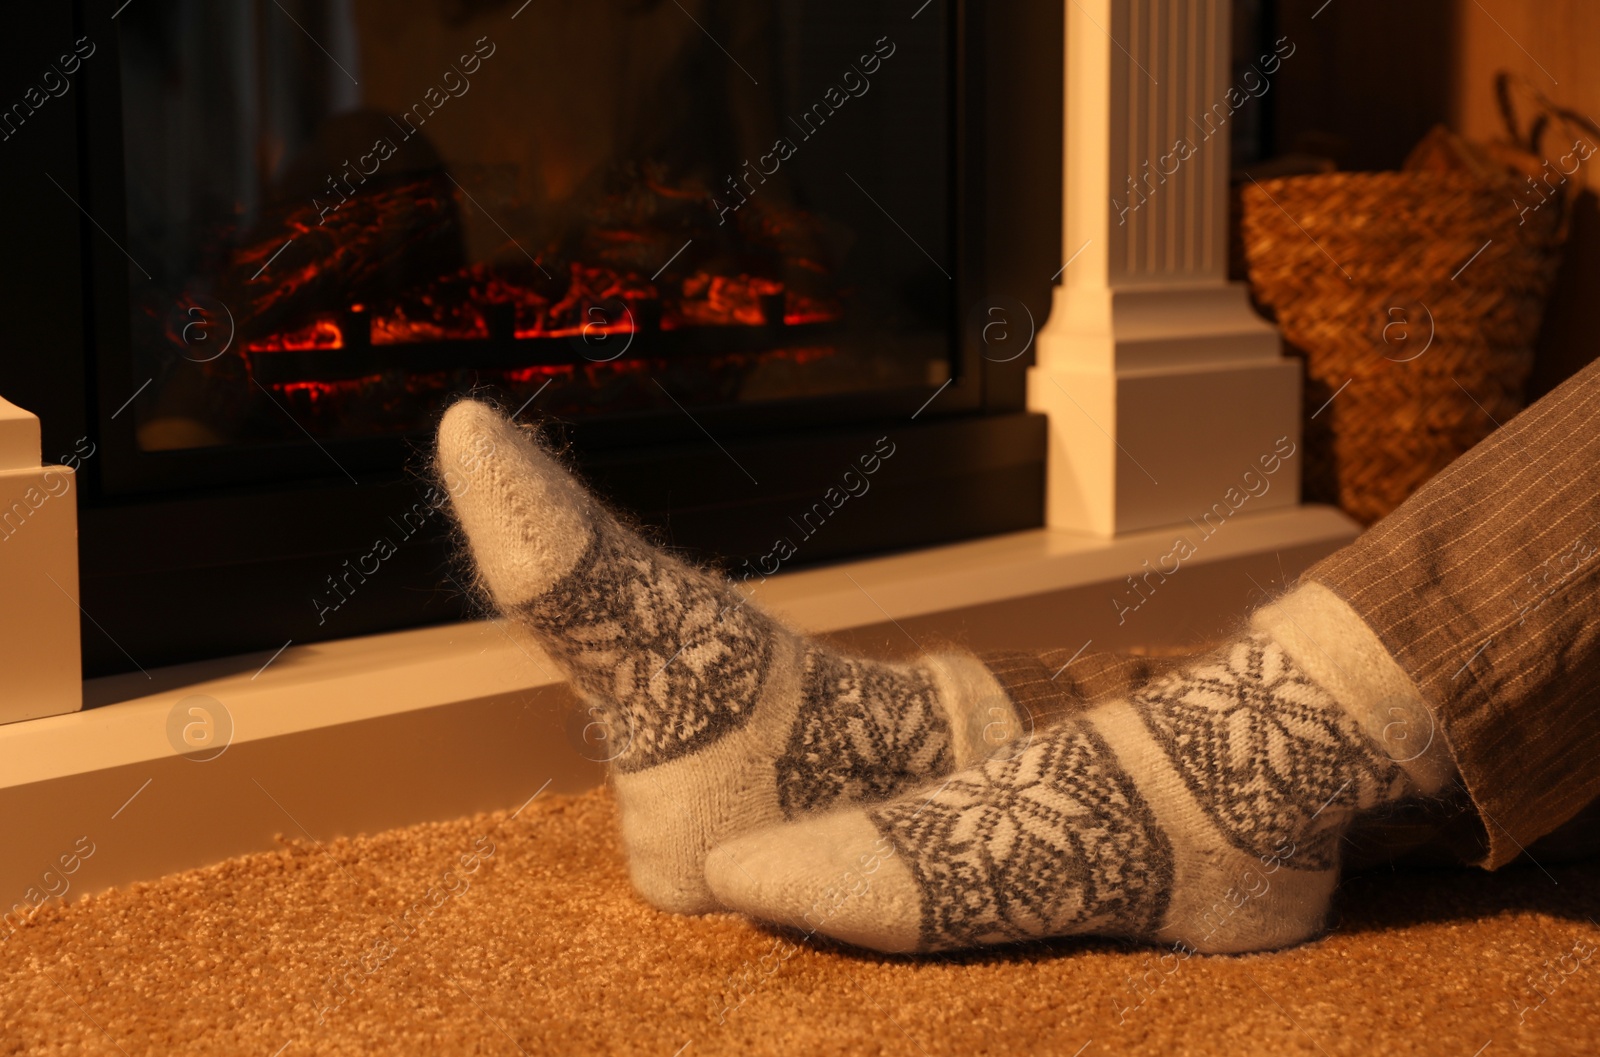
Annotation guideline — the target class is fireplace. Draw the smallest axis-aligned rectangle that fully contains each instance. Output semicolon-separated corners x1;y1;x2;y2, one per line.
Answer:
1;1;1059;676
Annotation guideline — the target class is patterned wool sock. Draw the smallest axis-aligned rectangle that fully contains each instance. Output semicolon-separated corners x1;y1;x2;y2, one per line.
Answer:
435;399;1026;913
704;582;1459;953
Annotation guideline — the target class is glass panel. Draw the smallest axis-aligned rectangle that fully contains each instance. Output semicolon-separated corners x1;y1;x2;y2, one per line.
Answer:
116;0;952;449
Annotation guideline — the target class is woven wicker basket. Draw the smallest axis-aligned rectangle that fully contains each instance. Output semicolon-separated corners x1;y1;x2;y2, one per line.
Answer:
1237;80;1583;524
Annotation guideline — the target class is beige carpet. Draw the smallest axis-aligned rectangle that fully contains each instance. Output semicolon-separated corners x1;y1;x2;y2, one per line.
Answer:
3;787;1598;1056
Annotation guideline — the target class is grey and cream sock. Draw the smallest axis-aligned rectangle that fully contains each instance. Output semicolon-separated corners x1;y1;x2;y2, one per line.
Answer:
435;399;1024;913
704;582;1458;953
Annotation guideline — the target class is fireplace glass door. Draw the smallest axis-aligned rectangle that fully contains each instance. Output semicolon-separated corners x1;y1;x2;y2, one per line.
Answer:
115;0;954;455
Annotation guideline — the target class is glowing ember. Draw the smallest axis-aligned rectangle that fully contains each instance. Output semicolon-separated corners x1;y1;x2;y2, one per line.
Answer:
246;318;344;352
243;267;838;353
217;171;842;362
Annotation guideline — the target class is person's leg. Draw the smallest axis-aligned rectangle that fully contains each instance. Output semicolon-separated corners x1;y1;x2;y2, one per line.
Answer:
437;400;1030;914
704;360;1600;953
1306;356;1600;868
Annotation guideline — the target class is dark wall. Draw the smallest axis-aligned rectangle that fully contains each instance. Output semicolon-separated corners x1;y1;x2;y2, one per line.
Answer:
1261;0;1459;171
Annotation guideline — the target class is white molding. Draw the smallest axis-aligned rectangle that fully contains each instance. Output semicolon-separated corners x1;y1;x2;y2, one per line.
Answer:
15;505;1357;789
0;395;82;724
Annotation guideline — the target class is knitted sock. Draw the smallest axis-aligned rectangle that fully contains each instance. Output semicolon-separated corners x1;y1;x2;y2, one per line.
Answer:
705;582;1458;953
435;399;1025;913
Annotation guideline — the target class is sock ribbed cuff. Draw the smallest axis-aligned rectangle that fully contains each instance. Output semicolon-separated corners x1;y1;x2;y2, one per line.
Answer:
922;652;1024;768
1250;582;1456;796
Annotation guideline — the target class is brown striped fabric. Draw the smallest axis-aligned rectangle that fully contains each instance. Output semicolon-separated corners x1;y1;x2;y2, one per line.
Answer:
1306;355;1600;869
980;648;1186;735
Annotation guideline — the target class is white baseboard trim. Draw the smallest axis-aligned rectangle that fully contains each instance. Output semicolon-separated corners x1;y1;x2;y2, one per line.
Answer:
0;505;1358;914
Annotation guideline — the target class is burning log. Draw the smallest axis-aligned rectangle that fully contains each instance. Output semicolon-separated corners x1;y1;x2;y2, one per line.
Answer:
220;172;466;344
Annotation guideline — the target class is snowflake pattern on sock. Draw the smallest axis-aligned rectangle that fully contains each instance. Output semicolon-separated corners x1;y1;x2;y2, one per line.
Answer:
868;722;1173;951
522;519;776;772
1134;635;1406;870
774;649;953;818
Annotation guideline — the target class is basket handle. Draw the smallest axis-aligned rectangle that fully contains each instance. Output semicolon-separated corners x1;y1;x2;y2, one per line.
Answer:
1495;71;1600;199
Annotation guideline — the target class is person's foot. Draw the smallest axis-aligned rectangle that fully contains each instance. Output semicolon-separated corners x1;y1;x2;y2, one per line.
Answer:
435;399;1026;913
704;583;1458;953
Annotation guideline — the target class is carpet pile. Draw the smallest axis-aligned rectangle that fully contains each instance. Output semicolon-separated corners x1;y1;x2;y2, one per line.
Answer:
3;787;1597;1056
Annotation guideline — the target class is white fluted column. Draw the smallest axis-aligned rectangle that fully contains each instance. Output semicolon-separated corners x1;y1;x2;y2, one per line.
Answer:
1029;0;1301;536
